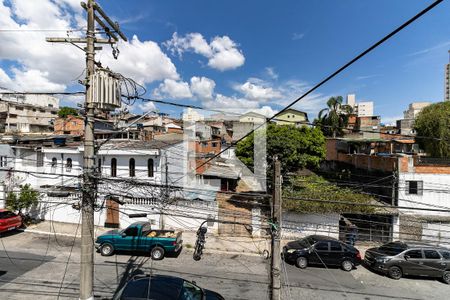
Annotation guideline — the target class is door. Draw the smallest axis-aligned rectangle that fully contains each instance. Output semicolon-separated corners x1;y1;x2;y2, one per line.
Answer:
422;249;446;277
115;226;139;251
105;199;120;228
402;249;424;276
309;241;330;266
328;241;344;266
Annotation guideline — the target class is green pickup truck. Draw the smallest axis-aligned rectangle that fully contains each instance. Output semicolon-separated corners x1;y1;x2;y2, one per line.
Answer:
95;221;183;260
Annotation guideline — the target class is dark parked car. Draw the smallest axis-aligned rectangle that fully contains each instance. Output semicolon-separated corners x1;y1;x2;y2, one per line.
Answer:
113;274;225;300
0;209;22;234
364;241;450;283
283;235;362;271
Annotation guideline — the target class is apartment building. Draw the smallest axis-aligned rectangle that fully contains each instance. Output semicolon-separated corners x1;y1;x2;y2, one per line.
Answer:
0;93;59;133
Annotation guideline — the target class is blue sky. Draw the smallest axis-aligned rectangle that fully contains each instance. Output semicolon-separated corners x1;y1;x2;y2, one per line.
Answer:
0;0;449;124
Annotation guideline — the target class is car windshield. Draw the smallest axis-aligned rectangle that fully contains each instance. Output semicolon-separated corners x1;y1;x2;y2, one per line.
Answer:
378;243;407;255
181;281;203;300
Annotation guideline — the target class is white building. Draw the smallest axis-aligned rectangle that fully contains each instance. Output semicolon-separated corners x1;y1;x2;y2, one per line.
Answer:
397;102;431;135
346;94;374;117
0;93;59;133
182;108;204;122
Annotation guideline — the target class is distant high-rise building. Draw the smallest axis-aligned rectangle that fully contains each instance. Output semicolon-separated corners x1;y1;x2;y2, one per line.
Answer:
345;94;374;116
445;59;450;101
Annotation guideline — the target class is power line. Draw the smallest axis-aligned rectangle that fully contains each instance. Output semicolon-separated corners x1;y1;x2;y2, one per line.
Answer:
169;0;445;183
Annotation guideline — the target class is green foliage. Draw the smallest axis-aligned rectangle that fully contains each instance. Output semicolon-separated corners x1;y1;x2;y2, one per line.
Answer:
414;102;450;158
315;96;353;138
6;184;40;213
235;124;326;174
283;175;375;214
58;106;79;118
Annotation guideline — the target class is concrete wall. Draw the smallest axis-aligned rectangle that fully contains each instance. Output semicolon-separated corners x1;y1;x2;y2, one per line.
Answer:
282;212;340;239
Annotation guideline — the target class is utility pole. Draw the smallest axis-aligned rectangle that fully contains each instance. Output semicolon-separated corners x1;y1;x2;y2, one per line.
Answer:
160;152;169;230
47;1;126;299
270;157;282;300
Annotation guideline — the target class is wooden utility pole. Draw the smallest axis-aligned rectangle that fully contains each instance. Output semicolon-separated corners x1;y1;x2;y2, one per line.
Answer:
47;1;127;299
270;157;282;300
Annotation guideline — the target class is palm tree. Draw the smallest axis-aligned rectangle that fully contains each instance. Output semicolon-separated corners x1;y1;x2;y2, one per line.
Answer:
316;96;353;138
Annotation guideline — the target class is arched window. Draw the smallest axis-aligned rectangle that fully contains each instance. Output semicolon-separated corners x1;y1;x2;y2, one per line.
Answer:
111;158;117;177
129;158;135;177
66;158;72;172
98;157;102;175
51;157;57;173
148;159;154;177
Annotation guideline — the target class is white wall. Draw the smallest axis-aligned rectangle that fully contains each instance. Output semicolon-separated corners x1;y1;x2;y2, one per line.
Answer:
282;212;340;239
32;195;220;233
398;172;450;216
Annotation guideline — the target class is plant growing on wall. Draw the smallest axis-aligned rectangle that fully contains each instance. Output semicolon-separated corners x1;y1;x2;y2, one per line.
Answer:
57;106;79;118
283;175;376;214
6;184;40;214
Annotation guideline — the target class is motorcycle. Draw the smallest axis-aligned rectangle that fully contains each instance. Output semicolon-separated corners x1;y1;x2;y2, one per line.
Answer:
193;226;207;261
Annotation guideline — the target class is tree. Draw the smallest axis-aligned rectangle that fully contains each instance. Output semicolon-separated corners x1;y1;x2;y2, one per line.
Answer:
6;184;40;214
58;106;79;118
315;96;353;138
235;124;326;174
414;101;450;158
283;175;376;214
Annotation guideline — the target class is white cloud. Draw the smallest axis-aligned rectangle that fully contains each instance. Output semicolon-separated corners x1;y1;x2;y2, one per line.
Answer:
190;76;215;100
0;67;65;92
292;32;305;40
0;1;180;95
265;67;278;80
100;35;179;85
381;115;402;126
234;80;282;101
203;93;259;114
249;106;278;118
153;79;192;99
138;101;157;112
165;32;245;71
276;80;330;119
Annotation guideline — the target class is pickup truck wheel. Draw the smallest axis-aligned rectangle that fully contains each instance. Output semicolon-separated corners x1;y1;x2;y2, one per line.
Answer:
388;266;402;280
151;246;165;260
100;243;114;256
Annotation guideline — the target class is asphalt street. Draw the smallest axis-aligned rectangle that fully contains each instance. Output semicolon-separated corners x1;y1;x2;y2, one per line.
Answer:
1;231;450;300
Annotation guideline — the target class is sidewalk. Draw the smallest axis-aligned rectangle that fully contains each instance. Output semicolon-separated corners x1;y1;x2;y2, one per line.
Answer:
23;220;270;256
22;221;378;257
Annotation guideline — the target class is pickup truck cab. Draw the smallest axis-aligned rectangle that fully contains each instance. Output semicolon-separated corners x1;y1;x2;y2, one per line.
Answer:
95;221;182;260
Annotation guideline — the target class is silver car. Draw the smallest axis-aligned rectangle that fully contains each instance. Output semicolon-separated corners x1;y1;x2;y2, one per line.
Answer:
364;241;450;283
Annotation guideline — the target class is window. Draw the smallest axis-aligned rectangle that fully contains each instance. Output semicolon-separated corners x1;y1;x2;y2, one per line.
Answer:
66;158;72;172
16;106;23;111
48;104;53;108
314;242;329;251
405;249;422;259
148;159;154;177
212;142;218;147
111;158;117;177
330;241;342;251
406;181;423;195
98;157;102;174
0;156;7;167
182;280;203;300
124;226;138;236
51;157;57;173
424;250;441;259
440;250;450;259
129;158;135;177
36;152;44;167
